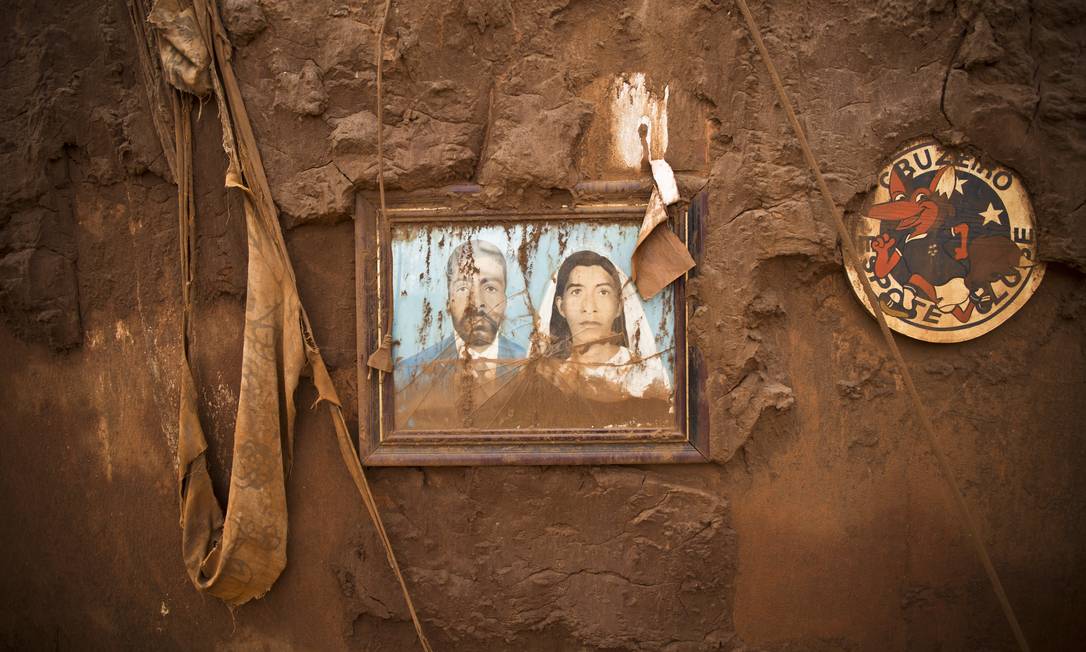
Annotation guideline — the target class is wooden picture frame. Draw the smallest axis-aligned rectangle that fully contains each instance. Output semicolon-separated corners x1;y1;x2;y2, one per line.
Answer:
355;186;709;466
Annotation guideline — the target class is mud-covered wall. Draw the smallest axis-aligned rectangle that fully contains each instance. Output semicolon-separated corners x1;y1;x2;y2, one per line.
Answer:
1;0;1084;649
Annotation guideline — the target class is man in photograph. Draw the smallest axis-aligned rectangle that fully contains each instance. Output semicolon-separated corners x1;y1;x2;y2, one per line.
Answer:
394;239;525;428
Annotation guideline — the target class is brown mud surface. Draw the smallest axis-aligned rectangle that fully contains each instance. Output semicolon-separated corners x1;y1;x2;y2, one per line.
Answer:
1;0;1084;649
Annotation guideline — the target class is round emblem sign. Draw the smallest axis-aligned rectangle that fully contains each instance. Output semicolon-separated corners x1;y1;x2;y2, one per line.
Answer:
845;140;1044;343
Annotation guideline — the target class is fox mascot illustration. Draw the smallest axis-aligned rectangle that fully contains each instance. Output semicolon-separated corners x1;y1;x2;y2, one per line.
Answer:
866;165;1026;323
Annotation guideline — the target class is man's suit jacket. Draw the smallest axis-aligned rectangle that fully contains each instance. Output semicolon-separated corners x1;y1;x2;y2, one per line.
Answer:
395;334;525;430
399;334;525;384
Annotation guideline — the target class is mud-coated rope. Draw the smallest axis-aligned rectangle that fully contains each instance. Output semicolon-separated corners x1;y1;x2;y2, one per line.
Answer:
358;0;431;649
322;0;432;647
366;0;396;374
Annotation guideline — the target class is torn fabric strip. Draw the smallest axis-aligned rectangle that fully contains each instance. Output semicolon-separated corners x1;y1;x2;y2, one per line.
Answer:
631;187;695;300
148;0;212;97
171;0;303;606
649;158;680;205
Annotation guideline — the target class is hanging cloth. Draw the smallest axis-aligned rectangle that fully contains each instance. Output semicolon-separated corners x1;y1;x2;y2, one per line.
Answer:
169;0;303;602
134;1;432;644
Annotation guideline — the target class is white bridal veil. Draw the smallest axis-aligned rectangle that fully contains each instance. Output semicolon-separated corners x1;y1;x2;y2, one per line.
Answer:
536;253;672;398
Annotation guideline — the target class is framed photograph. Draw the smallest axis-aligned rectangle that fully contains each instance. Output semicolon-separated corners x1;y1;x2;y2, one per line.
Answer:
355;190;708;465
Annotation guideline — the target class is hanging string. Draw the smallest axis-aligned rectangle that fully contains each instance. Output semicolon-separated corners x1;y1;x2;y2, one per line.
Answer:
350;0;430;648
732;1;1031;650
366;0;396;374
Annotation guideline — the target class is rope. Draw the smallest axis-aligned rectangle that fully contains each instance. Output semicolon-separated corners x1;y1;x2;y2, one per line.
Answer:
733;2;1031;650
376;0;392;265
331;419;432;651
354;1;431;648
366;0;396;374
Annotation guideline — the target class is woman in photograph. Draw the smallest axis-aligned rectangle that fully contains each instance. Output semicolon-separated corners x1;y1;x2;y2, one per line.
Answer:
540;250;671;403
471;249;672;429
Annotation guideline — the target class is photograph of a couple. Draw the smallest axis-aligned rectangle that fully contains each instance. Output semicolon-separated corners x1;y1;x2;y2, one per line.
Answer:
391;221;677;431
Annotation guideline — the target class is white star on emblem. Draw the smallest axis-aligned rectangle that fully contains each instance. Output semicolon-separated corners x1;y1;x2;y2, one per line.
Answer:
979;202;1004;226
954;177;967;196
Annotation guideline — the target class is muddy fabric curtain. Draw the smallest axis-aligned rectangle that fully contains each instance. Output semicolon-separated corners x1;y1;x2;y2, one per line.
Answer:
157;0;307;605
130;3;430;642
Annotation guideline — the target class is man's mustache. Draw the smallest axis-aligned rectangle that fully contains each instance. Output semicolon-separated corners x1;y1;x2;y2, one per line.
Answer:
459;308;499;331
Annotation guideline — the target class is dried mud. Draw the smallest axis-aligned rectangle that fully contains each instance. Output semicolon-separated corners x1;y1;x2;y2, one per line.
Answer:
1;0;1084;650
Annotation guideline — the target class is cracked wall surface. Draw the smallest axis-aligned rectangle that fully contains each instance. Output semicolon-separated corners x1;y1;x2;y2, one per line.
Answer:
0;0;1084;650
